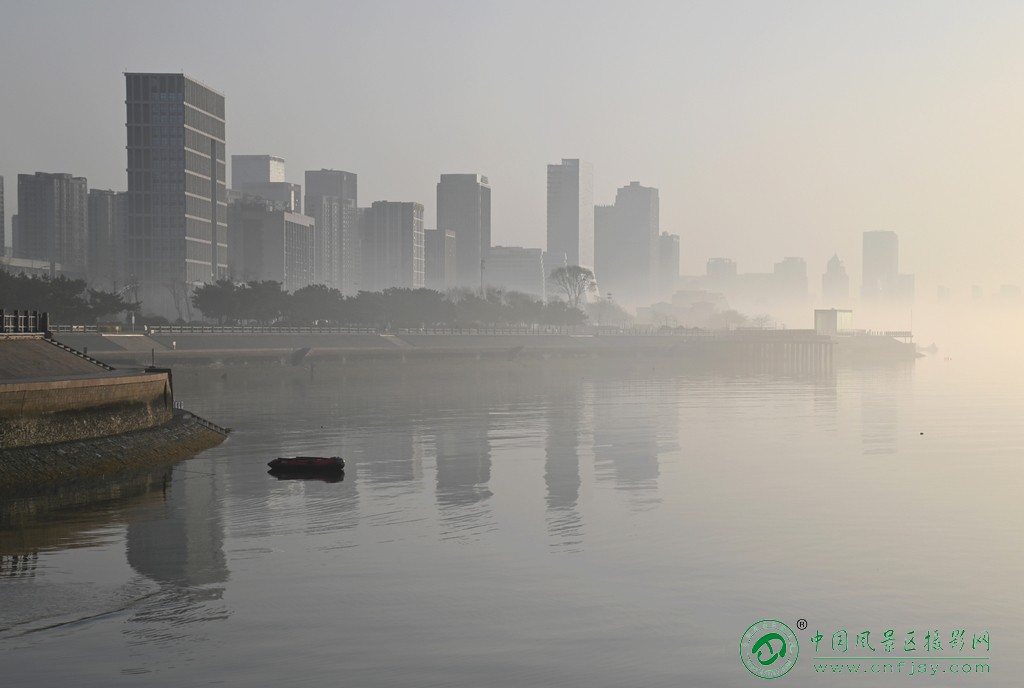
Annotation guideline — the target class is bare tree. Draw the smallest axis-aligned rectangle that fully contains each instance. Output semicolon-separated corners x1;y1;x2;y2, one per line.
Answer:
549;265;597;309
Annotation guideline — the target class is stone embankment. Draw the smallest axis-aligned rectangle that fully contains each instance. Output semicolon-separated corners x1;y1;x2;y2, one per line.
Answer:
0;409;226;491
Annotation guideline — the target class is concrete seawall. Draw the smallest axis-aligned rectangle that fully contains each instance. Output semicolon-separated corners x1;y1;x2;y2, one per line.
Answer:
0;371;173;448
0;409;225;491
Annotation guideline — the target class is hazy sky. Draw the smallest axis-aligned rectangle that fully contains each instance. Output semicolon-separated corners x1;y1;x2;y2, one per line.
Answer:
2;0;1023;295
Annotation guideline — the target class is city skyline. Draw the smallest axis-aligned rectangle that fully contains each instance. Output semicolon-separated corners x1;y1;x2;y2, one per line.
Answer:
2;2;1022;295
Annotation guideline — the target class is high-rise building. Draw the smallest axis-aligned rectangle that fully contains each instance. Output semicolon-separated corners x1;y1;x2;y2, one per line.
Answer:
547;159;594;270
706;257;737;294
658;232;680;301
232;155;285;187
822;254;850;305
593;181;659;306
861;230;899;300
87;189;127;290
486;246;546;299
360;201;424;292
227;196;315;292
425;228;456;292
238;182;301;213
0;176;5;257
437;174;490;288
305;169;358;292
15;172;89;277
125;73;226;318
773;257;808;300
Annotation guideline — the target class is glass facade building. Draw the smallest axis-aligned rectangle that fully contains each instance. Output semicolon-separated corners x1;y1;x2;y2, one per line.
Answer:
125;73;226;318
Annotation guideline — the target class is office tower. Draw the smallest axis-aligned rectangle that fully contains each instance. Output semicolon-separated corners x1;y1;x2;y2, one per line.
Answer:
706;257;737;294
227;197;315;292
425;228;456;292
486;246;546;299
125;73;226;318
87;189;127;290
232;155;299;213
773;257;808;300
231;155;285;187
437;174;490;289
16;172;89;277
822;254;850;305
305;169;358;292
861;230;899;299
360;201;424;291
658;232;680;301
0;176;5;257
593;204;616;292
593;181;659;306
546;159;594;270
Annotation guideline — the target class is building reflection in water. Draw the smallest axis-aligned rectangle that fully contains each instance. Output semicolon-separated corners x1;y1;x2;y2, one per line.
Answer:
432;412;494;540
592;378;664;510
855;362;913;456
544;380;584;552
125;463;231;643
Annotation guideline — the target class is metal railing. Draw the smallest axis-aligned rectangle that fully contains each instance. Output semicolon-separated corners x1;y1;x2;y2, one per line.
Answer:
0;310;49;334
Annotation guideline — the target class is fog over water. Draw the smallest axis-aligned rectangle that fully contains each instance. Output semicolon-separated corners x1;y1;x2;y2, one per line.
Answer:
2;2;1024;685
1;345;1020;685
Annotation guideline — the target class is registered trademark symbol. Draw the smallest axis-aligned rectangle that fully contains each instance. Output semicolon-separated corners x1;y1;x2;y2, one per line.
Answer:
796;619;808;631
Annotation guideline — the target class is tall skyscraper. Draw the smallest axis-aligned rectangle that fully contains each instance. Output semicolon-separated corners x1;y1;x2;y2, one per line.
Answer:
547;159;594;270
425;228;456;292
87;189;127;290
16;172;88;277
437;174;490;289
0;176;5;257
861;230;899;300
360;201;424;292
125;73;227;318
658;232;680;301
594;181;659;306
305;169;358;293
822;254;850;305
773;256;808;300
231;155;285;187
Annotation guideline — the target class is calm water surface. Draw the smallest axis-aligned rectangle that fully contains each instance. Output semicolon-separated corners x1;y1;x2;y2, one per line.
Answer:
1;352;1020;686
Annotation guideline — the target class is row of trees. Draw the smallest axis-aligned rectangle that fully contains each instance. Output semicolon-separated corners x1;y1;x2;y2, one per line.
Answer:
0;270;138;323
192;281;590;328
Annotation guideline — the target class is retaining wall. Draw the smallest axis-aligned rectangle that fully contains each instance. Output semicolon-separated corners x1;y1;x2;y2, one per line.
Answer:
0;372;173;448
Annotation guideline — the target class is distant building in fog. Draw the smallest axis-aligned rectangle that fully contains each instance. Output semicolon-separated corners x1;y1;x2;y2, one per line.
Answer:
593;181;659;306
821;254;849;305
0;176;5;257
425;228;455;292
486;246;546;299
862;230;899;299
360;201;424;291
227;196;315;292
16;172;89;278
87;189;127;290
232;155;285;187
658;232;680;301
437;174;490;289
706;257;737;294
305;169;358;293
773;257;807;299
547;159;594;270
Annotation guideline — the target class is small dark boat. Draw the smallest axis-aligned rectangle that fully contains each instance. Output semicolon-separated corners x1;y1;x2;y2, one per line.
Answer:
268;456;345;471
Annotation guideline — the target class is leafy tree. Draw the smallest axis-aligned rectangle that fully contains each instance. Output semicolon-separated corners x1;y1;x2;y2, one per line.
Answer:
192;280;240;324
290;284;346;325
239;281;289;324
549;265;597;309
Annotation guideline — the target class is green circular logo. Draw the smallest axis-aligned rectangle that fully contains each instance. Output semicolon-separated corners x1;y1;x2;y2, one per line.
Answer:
740;620;800;680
